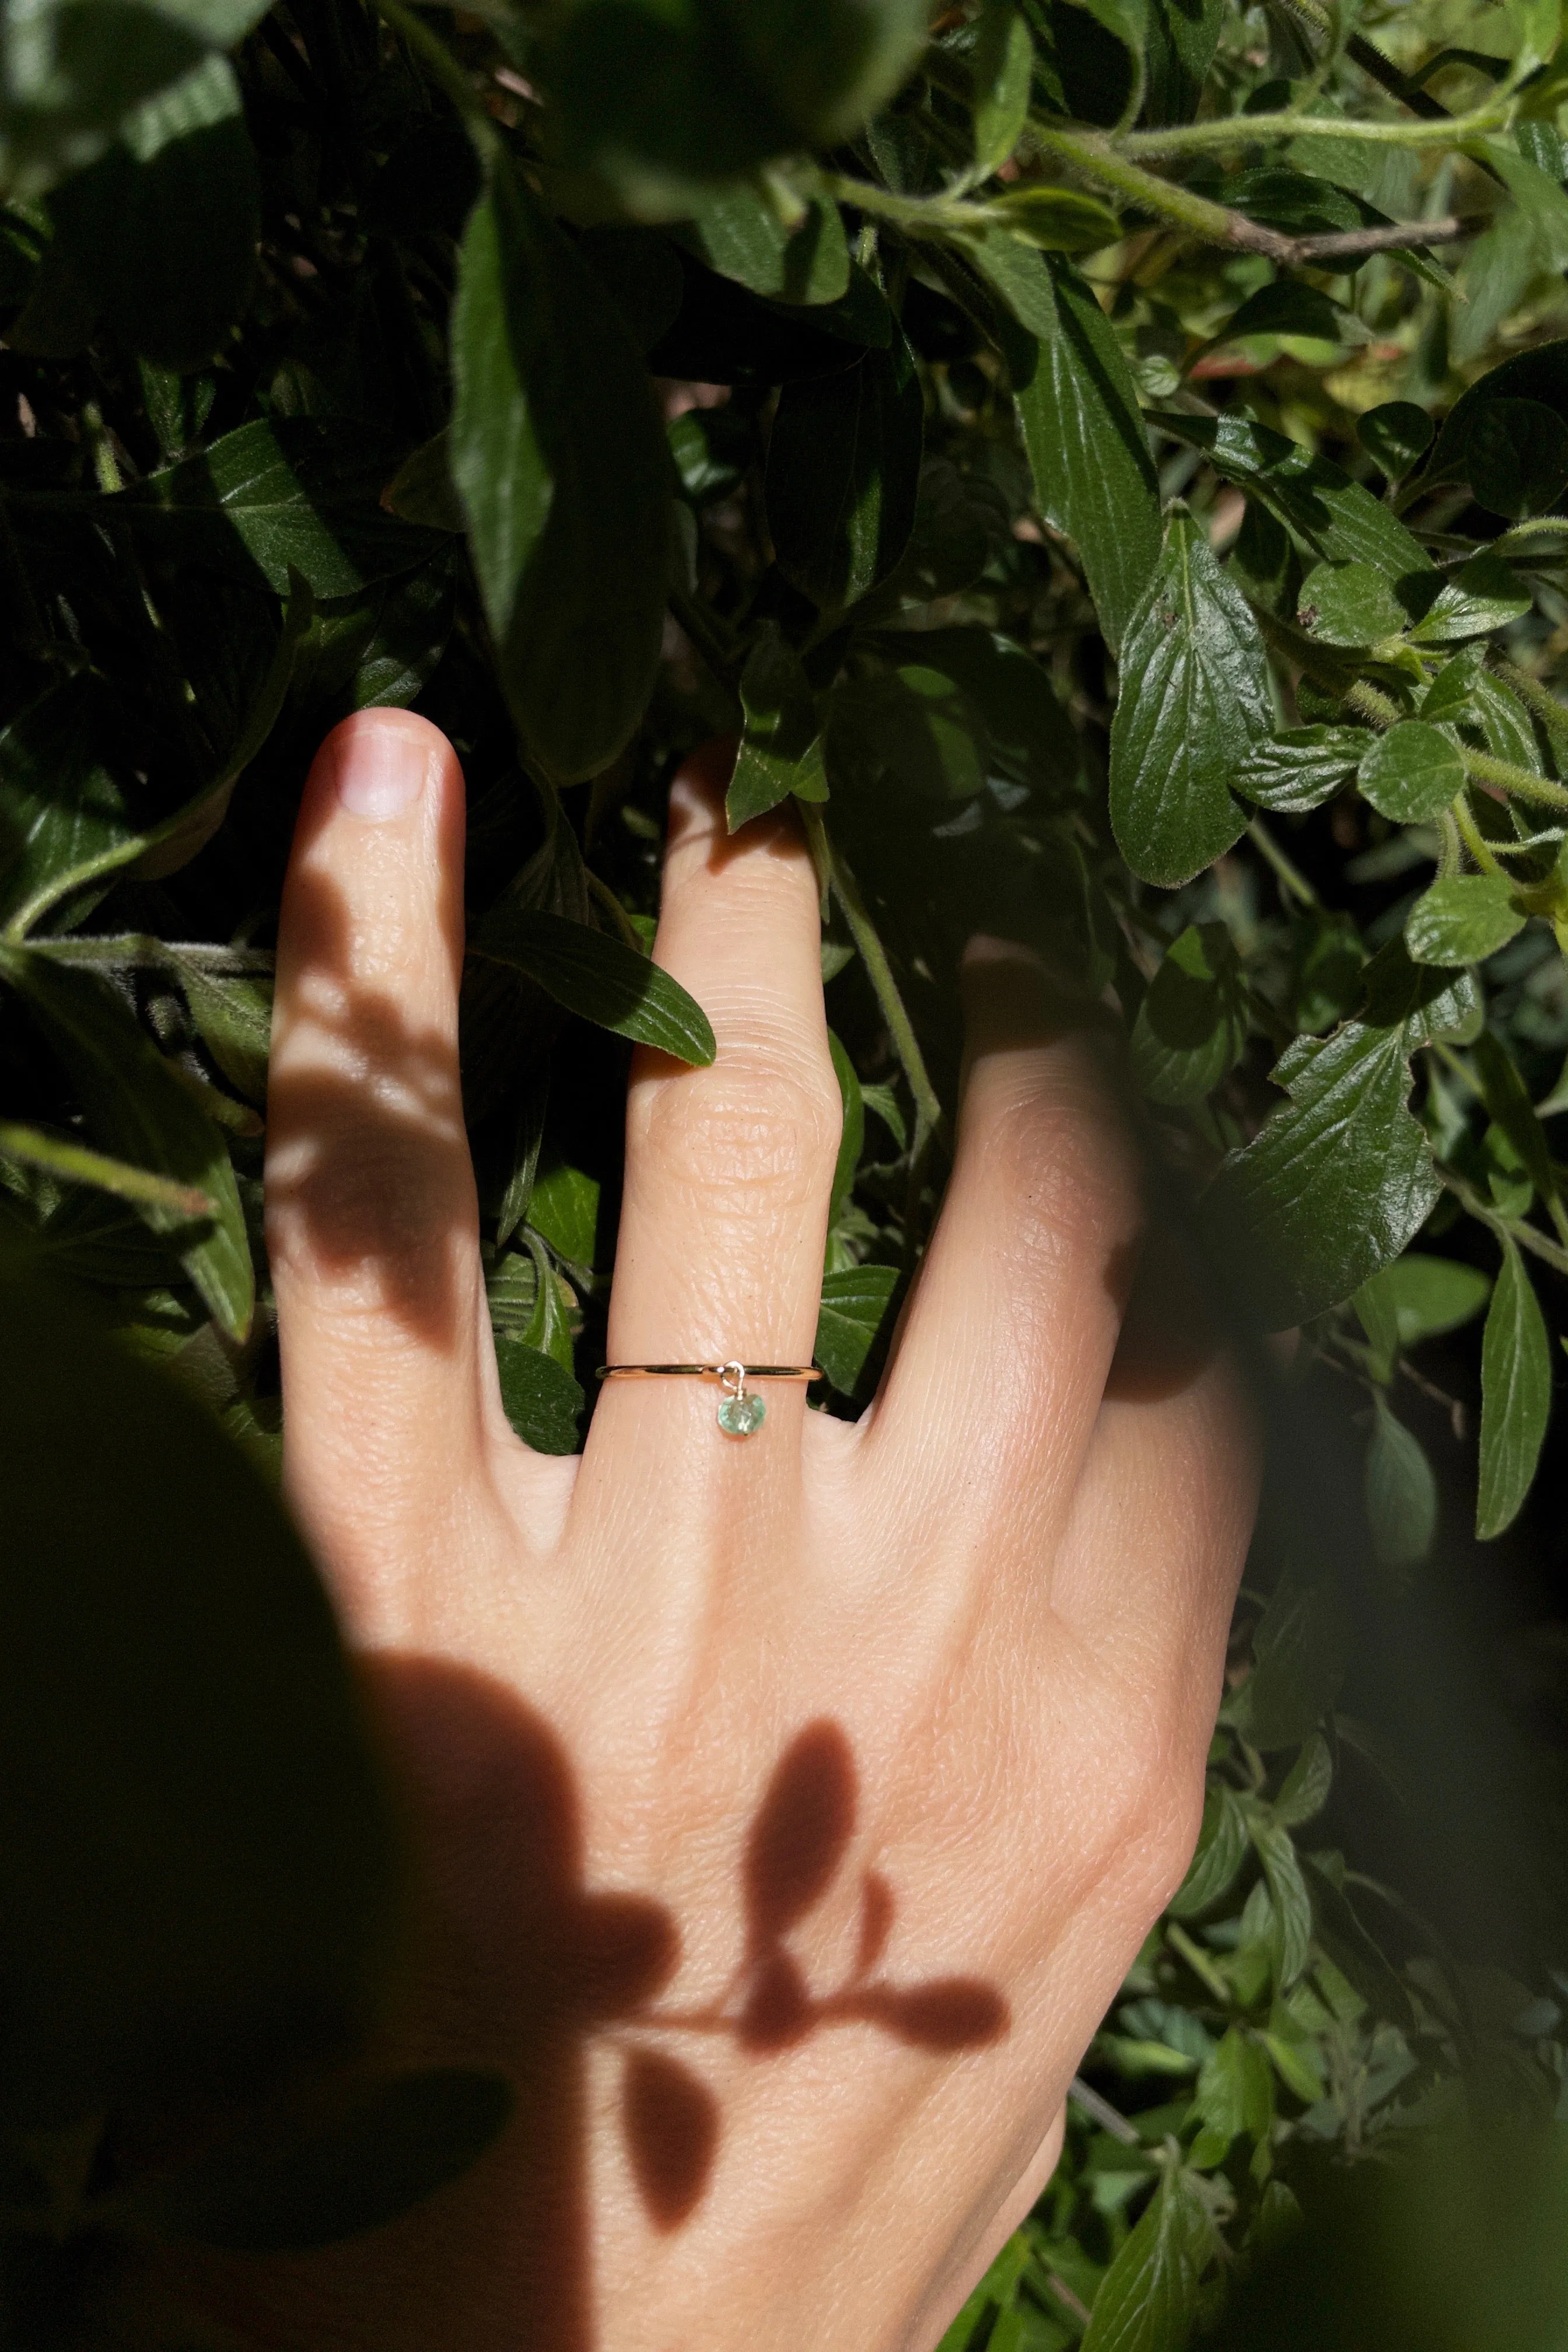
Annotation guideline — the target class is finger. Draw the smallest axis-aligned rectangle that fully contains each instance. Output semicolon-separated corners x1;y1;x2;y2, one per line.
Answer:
585;743;840;1476
265;710;495;1605
860;939;1142;1552
1051;1224;1260;1664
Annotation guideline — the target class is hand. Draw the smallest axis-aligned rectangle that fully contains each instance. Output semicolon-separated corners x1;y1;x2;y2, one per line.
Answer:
230;708;1256;2352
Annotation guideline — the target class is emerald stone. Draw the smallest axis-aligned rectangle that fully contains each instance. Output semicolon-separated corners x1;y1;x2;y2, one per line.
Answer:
717;1392;766;1438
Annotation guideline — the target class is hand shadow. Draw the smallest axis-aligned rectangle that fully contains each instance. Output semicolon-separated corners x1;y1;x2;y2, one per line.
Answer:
169;1665;1007;2352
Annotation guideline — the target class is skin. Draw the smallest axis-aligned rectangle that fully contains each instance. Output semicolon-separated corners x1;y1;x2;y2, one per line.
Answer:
230;707;1258;2352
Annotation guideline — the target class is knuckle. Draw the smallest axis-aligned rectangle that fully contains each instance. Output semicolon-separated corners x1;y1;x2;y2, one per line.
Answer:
976;1086;1135;1273
637;1042;842;1209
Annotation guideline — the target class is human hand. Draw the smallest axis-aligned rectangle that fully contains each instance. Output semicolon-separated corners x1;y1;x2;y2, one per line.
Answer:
239;708;1257;2352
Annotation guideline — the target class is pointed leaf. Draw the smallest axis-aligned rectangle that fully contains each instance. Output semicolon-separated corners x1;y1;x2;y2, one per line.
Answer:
1080;2165;1213;2352
766;334;923;611
475;907;715;1065
1110;510;1265;886
1405;874;1525;967
1234;725;1366;813
1477;1234;1552;1538
1149;409;1434;585
814;1262;900;1394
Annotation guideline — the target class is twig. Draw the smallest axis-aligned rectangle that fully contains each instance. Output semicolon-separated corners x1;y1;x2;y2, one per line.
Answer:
1436;1167;1568;1278
1118;89;1509;158
1166;1919;1234;2006
802;809;945;1153
1068;2076;1141;2145
1247;815;1321;908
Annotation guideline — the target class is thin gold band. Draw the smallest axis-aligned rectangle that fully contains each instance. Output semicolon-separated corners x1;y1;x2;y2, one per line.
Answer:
596;1363;821;1381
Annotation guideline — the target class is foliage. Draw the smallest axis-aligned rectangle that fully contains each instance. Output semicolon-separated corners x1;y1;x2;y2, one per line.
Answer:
4;0;1568;2338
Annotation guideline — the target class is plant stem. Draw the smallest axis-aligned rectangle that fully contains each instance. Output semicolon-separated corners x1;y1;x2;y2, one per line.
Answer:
1119;93;1507;158
1248;814;1321;907
1453;794;1504;875
1461;747;1568;812
1068;2076;1142;2145
803;810;944;1151
1497;661;1568;760
0;1121;211;1217
667;584;745;704
1436;1167;1568;1278
1166;1919;1234;2006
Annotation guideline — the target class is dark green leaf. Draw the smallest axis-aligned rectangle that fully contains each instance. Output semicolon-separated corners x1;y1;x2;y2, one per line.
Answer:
1477;1233;1551;1538
577;224;687;352
475;907;716;1065
1079;2164;1213;2352
1250;1817;1312;1984
1297;559;1406;648
1148;410;1434;585
982;248;1160;653
1424;339;1568;489
1471;1028;1556;1205
1462;396;1568;519
1301;1857;1418;2033
1365;1393;1437;1569
121;2068;511;2250
551;0;929;208
1407;551;1532;646
1224;1574;1345;1751
1210;278;1349;349
527;1161;601;1267
828;662;988;802
1130;922;1248;1105
728;624;829;828
1405;874;1525;967
814;1261;899;1394
1210;950;1478;1326
1142;0;1223;123
864;627;1081;794
0;1266;394;2123
1109;509;1265;886
125;421;444;597
380;432;465;533
1371;1252;1493;1348
1193;2028;1272;2147
174;962;272;1105
676;187;849;304
1234;725;1366;813
1273;1733;1332;1829
1356;401;1434;481
0;677;130;929
450;161;671;780
969;0;1033;172
1357;722;1464;823
0;947;253;1338
766;334;923;611
494;1336;584;1455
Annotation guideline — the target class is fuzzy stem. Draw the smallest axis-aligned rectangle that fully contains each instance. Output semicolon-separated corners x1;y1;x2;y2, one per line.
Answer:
804;810;944;1152
1118;93;1508;158
1247;814;1321;907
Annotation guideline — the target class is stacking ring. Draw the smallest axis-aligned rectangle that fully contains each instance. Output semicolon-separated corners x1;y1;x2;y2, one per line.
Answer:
596;1360;821;1438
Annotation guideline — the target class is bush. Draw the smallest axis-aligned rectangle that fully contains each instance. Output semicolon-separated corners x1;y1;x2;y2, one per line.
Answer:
1;0;1567;2342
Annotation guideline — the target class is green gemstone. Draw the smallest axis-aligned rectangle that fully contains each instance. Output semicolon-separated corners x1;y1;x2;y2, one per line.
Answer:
717;1392;766;1438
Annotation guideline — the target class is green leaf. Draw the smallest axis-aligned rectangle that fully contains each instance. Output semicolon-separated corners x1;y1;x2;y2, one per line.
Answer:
1079;2165;1213;2352
828;661;987;802
1168;1784;1248;1916
1423;338;1568;489
1193;2027;1272;2146
677;186;849;304
1472;1028;1556;1205
174;962;272;1106
118;2068;511;2250
450;160;671;780
1408;552;1532;646
0;948;253;1339
1148;410;1434;585
1109;509;1265;887
6;570;312;935
863;627;1081;795
1261;2000;1324;2104
1210;950;1479;1327
766;332;923;611
1369;1252;1493;1348
494;1336;584;1455
1366;1392;1438;1569
1272;1732;1332;1829
0;677;130;929
1234;725;1367;813
1226;1573;1346;1751
39;53;258;372
1250;1817;1312;1985
983;184;1123;253
728;624;829;829
984;249;1160;653
1296;559;1406;648
1477;1233;1552;1538
527;1161;601;1267
970;0;1033;174
827;1029;863;1226
1130;921;1248;1105
814;1261;900;1394
1357;723;1464;824
551;0;929;211
1356;401;1434;482
475;907;716;1066
1461;396;1568;520
380;431;465;533
0;0;271;201
1405;874;1525;967
0;1266;395;2123
1211;277;1350;350
123;421;441;597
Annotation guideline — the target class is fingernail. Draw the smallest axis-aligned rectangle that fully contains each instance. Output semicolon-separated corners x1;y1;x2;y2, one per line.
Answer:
333;724;428;820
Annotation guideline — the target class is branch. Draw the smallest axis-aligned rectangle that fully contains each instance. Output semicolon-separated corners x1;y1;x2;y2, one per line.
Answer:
1285;215;1467;262
1118;90;1508;158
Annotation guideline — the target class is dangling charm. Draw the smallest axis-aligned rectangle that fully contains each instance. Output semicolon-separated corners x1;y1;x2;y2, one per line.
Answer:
716;1360;766;1438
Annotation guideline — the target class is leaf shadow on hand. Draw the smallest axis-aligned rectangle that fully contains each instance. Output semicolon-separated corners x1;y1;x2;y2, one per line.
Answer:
167;1668;1007;2352
265;854;478;1357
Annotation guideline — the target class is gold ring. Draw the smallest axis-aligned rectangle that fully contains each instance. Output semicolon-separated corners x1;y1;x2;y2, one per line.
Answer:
596;1361;821;1440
